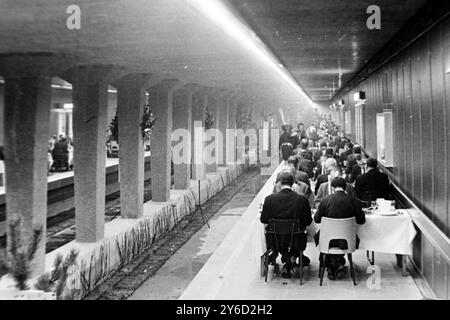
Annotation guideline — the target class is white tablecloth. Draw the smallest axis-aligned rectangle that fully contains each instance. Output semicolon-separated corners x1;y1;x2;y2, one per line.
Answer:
254;206;417;262
254;210;417;258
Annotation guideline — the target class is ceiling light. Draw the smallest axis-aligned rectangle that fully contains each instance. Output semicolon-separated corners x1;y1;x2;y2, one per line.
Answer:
185;0;315;108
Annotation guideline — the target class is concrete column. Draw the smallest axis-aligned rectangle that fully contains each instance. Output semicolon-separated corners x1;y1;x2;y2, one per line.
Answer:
217;93;230;167
191;88;207;180
0;54;75;275
63;65;124;242
2;74;51;275
114;74;153;219
172;84;197;189
236;98;247;167
205;88;219;173
227;95;237;164
148;79;180;202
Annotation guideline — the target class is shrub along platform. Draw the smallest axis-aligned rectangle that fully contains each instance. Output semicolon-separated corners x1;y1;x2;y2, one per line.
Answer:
43;164;245;299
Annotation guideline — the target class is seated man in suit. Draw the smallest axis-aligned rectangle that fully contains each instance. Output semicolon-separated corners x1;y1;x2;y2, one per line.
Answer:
338;141;353;167
314;165;355;208
261;171;313;278
272;165;296;193
280;142;294;162
314;157;337;195
355;157;390;202
313;142;328;166
294;172;315;208
345;145;362;176
294;139;313;160
314;177;366;280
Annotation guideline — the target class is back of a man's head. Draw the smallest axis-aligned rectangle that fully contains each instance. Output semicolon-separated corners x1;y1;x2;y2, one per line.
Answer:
325;148;334;157
281;143;293;161
331;177;347;189
353;145;362;154
287;156;298;168
327;165;341;177
300;138;309;149
366;157;378;169
278;171;294;187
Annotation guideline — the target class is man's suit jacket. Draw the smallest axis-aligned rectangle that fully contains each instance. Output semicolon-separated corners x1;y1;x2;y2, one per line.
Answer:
315;173;329;195
314;181;355;208
298;158;314;178
355;169;390;200
314;190;365;225
339;149;353;166
345;153;361;175
261;188;312;231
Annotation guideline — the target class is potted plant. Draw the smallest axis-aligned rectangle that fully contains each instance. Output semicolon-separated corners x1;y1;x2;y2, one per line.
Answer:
205;109;215;130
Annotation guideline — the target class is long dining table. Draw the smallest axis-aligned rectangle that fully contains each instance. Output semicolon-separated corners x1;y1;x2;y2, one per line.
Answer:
253;165;417;276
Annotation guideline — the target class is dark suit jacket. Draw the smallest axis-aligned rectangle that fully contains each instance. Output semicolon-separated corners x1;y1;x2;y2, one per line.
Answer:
345;153;360;175
346;164;362;183
298;158;314;178
261;188;312;230
339;149;353;166
314;190;366;225
355;169;390;200
279;132;299;149
261;188;312;252
313;149;324;165
315;173;329;195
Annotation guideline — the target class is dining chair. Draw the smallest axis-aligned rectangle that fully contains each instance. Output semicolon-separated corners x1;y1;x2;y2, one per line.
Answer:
318;217;357;286
264;219;306;285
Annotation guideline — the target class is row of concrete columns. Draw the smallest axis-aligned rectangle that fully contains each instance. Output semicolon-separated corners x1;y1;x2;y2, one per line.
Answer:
0;57;265;274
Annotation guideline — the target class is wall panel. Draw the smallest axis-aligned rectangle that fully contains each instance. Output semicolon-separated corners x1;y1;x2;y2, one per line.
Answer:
332;16;450;297
444;18;450;238
398;59;407;187
419;35;434;216
404;56;415;195
411;42;424;208
430;26;447;233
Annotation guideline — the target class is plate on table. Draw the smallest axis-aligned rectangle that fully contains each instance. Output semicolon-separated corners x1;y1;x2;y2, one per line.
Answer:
376;210;399;216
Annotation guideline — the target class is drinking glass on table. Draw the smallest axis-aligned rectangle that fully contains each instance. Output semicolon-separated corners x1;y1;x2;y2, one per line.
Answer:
371;201;377;210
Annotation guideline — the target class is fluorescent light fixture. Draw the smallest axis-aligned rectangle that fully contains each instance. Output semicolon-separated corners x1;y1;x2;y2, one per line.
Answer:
185;0;315;108
278;108;286;124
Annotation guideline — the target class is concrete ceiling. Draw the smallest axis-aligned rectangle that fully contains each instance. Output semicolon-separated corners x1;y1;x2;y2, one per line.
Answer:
0;0;427;110
226;0;427;101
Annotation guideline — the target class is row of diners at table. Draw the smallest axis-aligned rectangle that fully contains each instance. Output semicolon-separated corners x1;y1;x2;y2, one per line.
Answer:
259;120;416;284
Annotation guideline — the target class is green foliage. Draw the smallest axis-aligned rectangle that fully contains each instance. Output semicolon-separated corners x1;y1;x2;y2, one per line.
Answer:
205;109;215;130
35;273;52;292
35;249;79;300
6;219;43;290
237;110;254;130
